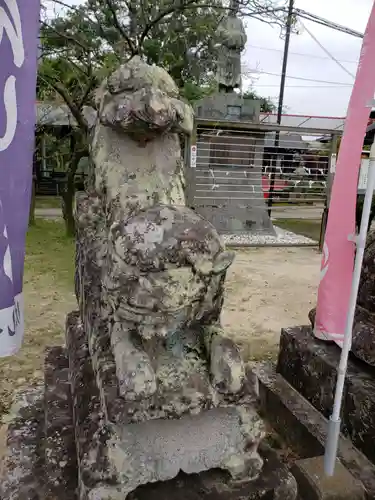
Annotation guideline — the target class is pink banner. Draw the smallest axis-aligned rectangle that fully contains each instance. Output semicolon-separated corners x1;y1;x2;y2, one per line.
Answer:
314;1;375;345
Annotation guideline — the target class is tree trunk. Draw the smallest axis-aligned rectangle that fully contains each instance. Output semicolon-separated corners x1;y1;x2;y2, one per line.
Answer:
62;174;76;237
61;134;87;237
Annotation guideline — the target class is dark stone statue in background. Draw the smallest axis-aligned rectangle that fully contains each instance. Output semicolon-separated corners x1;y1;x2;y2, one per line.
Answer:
216;0;247;93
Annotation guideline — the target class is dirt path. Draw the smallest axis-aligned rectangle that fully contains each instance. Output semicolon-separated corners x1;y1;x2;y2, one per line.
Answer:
222;246;321;361
0;246;321;413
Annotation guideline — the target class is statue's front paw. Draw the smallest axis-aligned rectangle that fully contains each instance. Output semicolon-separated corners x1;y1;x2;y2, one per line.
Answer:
115;352;157;401
210;336;245;394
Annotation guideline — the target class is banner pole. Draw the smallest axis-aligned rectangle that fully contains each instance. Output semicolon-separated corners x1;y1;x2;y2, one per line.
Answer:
324;135;375;476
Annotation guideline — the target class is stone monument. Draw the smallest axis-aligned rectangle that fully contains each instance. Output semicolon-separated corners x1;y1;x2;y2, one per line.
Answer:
0;57;296;499
191;1;275;235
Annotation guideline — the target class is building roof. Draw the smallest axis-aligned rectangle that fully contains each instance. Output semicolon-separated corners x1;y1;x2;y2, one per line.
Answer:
37;102;75;127
259;112;345;131
264;132;309;150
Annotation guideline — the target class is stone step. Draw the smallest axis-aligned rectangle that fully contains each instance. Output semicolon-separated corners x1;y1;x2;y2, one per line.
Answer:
0;386;45;500
65;311;114;498
276;326;375;464
44;346;78;498
254;362;375;500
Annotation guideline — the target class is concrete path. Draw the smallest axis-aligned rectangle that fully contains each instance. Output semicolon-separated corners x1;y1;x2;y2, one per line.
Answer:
35;208;62;219
270;205;323;220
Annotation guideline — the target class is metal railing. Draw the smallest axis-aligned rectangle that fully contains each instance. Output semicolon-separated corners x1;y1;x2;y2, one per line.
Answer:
185;120;339;244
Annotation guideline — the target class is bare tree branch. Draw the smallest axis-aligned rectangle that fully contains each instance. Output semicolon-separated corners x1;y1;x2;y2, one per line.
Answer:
138;0;198;47
38;75;89;132
40;20;90;52
104;0;137;54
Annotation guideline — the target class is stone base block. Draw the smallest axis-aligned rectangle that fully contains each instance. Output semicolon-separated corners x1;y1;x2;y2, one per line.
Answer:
65;312;284;498
254;363;375;499
107;406;265;496
0;342;298;500
196;205;276;235
292;457;365;500
130;443;297;500
277;326;375;464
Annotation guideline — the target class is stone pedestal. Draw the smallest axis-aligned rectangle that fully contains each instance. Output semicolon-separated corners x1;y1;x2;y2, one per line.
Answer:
277;326;375;465
190;94;275;236
0;320;298;500
65;312;268;498
252;325;375;499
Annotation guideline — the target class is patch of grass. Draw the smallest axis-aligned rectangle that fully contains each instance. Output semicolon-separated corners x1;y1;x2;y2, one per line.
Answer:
274;218;321;242
35;196;61;209
0;221;76;420
25;219;74;289
25;220;74;289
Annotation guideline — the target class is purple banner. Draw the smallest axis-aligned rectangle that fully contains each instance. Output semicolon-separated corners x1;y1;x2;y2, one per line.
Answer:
0;0;40;356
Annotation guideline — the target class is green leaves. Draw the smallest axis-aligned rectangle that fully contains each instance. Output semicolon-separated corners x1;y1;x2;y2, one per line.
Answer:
243;90;276;113
39;0;284;111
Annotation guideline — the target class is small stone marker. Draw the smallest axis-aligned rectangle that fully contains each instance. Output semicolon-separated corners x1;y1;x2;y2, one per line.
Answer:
291;456;365;500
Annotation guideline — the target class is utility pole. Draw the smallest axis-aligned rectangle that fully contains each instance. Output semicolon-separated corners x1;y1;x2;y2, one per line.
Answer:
268;0;295;216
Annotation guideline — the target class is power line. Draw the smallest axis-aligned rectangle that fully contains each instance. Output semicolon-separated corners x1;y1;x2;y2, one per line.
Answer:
293;8;364;38
251;70;353;86
300;20;356;79
247;44;358;65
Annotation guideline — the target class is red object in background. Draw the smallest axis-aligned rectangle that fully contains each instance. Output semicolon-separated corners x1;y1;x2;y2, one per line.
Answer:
261;176;288;199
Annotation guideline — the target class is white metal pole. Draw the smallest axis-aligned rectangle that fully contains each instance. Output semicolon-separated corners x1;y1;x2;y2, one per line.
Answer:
324;136;375;476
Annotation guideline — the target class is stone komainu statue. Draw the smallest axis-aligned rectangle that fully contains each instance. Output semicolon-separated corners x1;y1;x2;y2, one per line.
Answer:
0;57;298;500
73;56;266;497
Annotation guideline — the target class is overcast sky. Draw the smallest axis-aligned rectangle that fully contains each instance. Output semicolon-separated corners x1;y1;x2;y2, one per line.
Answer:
61;0;373;117
243;0;373;116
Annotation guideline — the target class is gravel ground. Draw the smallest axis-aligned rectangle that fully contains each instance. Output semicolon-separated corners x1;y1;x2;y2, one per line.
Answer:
222;226;316;246
222;246;321;361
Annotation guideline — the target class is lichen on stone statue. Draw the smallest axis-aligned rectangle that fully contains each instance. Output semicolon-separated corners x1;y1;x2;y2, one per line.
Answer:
73;55;266;497
82;55;247;403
